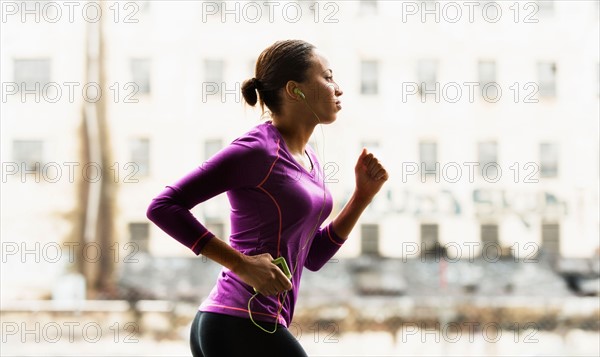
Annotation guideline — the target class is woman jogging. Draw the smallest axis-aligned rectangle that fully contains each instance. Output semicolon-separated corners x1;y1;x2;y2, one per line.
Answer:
146;39;388;357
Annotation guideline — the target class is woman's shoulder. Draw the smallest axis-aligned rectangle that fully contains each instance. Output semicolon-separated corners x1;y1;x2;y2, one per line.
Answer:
199;122;279;185
231;121;279;154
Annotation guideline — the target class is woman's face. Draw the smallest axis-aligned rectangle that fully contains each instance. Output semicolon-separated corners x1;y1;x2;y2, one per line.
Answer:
298;49;343;124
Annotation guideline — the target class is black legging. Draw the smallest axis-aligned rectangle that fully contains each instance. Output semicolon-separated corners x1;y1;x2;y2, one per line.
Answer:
190;311;308;357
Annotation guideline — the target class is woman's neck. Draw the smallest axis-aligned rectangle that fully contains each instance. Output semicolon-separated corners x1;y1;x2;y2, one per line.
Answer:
271;116;315;155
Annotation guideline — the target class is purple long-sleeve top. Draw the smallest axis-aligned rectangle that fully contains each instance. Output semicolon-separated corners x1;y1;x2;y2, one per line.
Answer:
146;120;347;327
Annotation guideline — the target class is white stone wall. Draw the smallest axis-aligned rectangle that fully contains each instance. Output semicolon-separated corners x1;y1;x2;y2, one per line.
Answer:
1;1;598;299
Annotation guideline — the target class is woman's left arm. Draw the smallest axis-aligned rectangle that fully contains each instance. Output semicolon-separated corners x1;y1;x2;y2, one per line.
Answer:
304;148;388;271
330;147;389;239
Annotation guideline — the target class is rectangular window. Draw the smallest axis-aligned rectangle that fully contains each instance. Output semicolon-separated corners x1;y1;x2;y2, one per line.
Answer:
131;59;151;94
300;0;318;14
14;59;50;91
129;222;149;253
420;224;440;255
360;224;379;256
206;221;225;240
137;0;151;12
360;141;380;151
130;138;150;177
481;224;498;247
248;59;256;78
537;0;554;15
359;0;378;15
419;141;438;176
597;62;599;97
360;60;378;95
540;142;558;178
417;59;438;96
204;139;223;161
13;140;43;172
537;62;556;97
203;0;223;15
204;59;224;94
478;141;498;178
541;223;560;256
478;60;498;98
481;224;511;258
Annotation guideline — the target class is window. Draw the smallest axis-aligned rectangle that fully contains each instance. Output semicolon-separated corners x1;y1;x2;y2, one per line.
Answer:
417;59;438;96
537;62;556;97
541;223;560;256
359;0;377;15
360;60;378;95
204;59;224;95
361;224;379;256
204;139;223;161
420;224;442;256
204;0;223;15
540;142;558;177
206;221;225;240
478;60;498;98
137;0;150;12
129;222;149;253
597;62;599;97
299;0;318;16
478;141;498;179
248;59;256;78
480;224;509;258
131;59;151;94
537;0;554;16
478;60;496;86
481;224;498;246
14;59;50;91
360;140;380;152
419;141;438;177
13;140;43;172
130;138;149;177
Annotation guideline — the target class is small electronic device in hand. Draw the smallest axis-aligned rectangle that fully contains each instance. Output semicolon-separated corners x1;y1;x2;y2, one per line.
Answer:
272;257;292;279
253;257;291;294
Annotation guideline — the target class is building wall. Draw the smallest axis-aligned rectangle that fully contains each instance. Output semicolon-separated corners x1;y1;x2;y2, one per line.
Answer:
1;1;598;299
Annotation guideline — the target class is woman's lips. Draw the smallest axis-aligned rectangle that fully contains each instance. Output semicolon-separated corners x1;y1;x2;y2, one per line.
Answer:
335;100;342;109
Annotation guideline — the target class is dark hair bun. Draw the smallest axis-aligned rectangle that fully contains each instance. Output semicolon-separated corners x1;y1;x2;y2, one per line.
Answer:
241;78;258;106
245;40;315;114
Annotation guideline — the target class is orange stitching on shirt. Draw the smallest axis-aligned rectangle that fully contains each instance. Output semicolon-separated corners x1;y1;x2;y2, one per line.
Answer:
327;224;343;247
191;231;211;251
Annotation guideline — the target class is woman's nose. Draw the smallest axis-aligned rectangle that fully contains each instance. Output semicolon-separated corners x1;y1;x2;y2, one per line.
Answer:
329;82;343;96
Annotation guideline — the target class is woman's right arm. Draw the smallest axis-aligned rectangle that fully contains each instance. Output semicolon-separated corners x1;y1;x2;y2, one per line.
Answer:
145;137;291;295
201;238;292;296
145;138;263;254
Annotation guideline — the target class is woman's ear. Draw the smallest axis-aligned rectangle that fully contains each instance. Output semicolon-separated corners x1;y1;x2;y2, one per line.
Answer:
284;80;301;100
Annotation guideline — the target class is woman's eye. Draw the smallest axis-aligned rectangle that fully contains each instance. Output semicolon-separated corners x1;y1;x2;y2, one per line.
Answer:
325;76;334;81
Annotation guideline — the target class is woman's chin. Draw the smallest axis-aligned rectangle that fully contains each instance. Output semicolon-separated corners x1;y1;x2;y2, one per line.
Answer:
321;115;337;125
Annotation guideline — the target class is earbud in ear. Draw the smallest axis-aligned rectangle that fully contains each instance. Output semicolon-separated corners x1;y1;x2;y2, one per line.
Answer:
294;88;305;100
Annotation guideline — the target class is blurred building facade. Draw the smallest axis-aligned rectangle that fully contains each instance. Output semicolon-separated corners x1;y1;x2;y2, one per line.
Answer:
1;0;599;300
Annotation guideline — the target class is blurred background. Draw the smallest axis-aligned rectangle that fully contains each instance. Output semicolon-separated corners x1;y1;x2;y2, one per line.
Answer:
1;0;599;356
